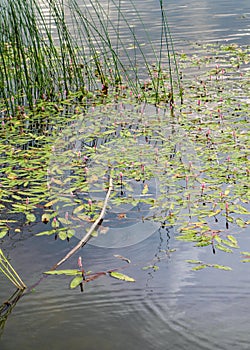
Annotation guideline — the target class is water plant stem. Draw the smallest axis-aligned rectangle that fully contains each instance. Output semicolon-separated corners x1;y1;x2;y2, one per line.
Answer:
50;176;113;271
0;250;26;290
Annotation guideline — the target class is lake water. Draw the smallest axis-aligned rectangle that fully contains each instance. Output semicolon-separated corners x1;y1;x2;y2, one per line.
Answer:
0;1;250;349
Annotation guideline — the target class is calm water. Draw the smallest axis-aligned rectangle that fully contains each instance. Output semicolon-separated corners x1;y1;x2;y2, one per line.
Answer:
1;1;250;349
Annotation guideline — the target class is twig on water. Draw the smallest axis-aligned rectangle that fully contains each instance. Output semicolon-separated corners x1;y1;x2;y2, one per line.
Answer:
50;176;113;271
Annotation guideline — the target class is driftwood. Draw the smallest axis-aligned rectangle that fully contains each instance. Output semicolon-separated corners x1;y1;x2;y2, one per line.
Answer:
50;177;113;271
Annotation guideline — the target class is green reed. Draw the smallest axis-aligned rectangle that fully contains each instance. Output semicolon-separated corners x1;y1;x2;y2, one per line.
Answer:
0;250;26;290
0;0;181;114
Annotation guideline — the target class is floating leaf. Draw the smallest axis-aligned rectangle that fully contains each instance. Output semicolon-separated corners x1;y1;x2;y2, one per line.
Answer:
208;209;221;217
195;241;211;247
70;276;84;289
221;238;238;248
241;259;250;263
0;229;8;239
44;198;59;207
212;264;232;271
36;230;55;236
186;259;203;264
67;229;75;238
235;218;246;228
58;231;67;240
58;217;72;225
215;244;233;253
192;265;207;271
42;213;50;223
168;249;177;253
26;213;36;222
51;178;63;186
214;235;222;243
241;251;250;256
109;271;135;282
73;205;85;214
227;235;238;247
233;205;250;215
44;269;81;276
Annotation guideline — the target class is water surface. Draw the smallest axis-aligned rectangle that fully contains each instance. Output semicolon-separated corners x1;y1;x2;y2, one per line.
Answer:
1;1;250;349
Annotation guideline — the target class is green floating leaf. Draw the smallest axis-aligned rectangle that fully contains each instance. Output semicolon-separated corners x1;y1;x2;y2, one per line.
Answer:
192;265;207;271
73;204;85;214
26;213;36;222
234;205;250;215
44;198;59;207
58;231;67;240
44;269;81;276
58;217;72;225
0;229;9;239
227;235;239;247
212;264;232;271
186;259;203;264
240;251;250;256
241;259;250;263
195;241;211;247
215;244;233;253
168;249;177;253
214;235;222;244
42;213;50;223
208;209;221;217
70;276;84;289
235;218;246;228
36;230;55;236
221;238;238;248
142;265;159;271
109;271;135;282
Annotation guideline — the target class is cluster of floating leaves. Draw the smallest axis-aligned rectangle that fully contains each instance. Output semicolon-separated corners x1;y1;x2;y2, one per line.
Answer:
0;43;249;270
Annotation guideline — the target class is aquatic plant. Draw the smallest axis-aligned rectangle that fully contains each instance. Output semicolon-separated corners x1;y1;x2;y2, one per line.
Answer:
0;3;249;279
0;250;26;290
45;254;135;291
0;0;181;116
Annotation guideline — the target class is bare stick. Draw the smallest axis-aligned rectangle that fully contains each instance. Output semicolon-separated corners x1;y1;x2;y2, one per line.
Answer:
50;177;113;271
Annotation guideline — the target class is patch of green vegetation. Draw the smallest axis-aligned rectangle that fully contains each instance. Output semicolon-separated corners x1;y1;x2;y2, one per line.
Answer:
0;0;249;273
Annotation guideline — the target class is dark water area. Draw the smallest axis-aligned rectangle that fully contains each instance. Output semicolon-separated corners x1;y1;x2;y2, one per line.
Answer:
0;1;250;349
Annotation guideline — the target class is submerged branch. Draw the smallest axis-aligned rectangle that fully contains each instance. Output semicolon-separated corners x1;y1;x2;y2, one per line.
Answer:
50;176;113;271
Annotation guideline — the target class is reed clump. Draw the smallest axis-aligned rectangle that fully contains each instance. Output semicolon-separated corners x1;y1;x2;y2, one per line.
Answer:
0;0;181;116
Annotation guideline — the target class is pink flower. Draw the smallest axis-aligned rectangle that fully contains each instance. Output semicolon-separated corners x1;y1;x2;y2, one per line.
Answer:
225;202;229;214
78;257;82;269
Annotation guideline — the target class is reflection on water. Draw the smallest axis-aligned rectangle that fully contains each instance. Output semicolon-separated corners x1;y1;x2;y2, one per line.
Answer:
1;226;250;350
38;0;250;62
1;1;250;349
